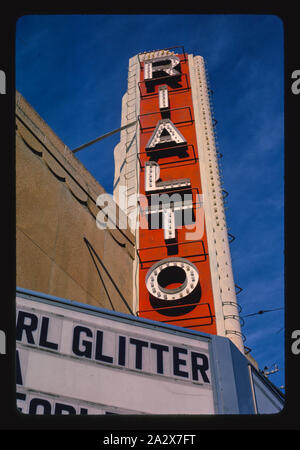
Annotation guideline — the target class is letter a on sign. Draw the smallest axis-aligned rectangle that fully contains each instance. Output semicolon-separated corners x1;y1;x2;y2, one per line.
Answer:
146;119;187;150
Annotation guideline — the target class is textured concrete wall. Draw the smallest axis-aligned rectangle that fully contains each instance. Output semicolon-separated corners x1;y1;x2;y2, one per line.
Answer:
16;92;135;315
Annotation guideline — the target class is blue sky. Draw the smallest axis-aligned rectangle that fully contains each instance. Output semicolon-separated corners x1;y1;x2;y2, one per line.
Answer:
15;14;285;391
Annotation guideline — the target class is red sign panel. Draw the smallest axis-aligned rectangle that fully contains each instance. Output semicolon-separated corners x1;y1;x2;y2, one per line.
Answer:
137;52;217;334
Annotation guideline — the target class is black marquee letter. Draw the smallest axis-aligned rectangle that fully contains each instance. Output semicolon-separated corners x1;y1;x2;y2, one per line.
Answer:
72;325;93;358
173;347;189;378
118;336;126;366
39;317;59;350
55;403;77;414
29;398;52;415
95;330;113;363
129;338;148;370
16;311;38;344
191;352;210;383
150;343;169;374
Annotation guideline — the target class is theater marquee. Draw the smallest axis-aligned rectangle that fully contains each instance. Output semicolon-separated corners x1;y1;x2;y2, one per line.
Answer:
16;288;284;415
16;288;215;415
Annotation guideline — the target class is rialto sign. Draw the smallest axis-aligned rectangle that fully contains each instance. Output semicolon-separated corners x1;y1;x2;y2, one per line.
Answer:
136;48;219;336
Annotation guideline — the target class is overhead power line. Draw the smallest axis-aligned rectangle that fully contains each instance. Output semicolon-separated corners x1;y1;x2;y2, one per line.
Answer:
71;120;137;154
242;307;284;318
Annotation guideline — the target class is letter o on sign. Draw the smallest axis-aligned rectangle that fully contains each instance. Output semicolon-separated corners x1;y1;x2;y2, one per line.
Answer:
145;257;199;301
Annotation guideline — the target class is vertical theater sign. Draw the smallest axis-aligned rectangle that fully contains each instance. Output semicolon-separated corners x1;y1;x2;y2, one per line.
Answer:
135;47;243;353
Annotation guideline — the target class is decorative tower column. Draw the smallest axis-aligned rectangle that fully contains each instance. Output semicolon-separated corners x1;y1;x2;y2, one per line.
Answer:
114;47;244;353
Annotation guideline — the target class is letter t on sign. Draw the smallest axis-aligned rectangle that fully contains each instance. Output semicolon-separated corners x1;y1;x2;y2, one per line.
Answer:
144;161;191;244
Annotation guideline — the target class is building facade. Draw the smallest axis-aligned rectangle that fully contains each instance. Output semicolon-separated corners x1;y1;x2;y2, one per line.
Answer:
113;47;244;353
16;92;135;314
